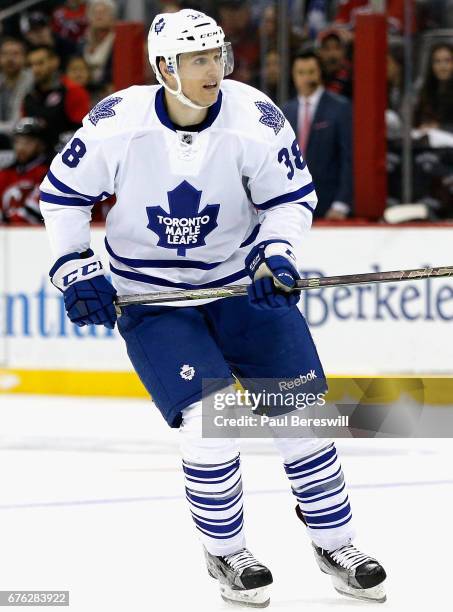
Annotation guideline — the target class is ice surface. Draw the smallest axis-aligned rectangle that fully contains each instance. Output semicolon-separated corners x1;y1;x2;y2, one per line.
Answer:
0;395;452;611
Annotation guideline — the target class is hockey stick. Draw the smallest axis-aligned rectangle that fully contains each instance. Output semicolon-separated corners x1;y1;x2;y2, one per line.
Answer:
115;265;453;309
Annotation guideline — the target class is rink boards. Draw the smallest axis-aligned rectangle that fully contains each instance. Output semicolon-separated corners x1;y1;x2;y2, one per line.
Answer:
1;225;453;396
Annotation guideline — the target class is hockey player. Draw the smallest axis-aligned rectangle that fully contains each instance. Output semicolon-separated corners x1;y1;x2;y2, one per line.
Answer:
39;9;386;608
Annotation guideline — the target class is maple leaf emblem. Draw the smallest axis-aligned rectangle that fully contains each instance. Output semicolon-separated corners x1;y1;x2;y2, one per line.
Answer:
255;101;285;135
146;181;220;257
154;17;165;34
88;96;123;126
180;365;195;381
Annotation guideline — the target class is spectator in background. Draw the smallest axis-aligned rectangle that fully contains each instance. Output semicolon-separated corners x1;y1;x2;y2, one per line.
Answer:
52;0;88;45
261;48;280;102
258;4;306;59
318;29;353;99
160;2;183;12
414;43;453;133
23;45;90;152
388;44;453;217
282;50;353;220
0;38;33;148
217;0;259;85
20;11;79;70
0;117;48;225
386;42;405;141
258;4;276;44
64;55;98;105
305;0;329;40
386;42;405;205
82;0;116;99
387;42;404;116
65;55;91;89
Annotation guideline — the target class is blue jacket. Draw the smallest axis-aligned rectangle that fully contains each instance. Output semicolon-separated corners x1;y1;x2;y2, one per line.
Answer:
282;90;353;218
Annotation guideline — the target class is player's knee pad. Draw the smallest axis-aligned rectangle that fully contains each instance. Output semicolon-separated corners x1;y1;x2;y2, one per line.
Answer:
179;400;240;462
272;436;333;463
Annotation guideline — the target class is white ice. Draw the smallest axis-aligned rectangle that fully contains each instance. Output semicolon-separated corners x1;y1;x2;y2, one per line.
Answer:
0;394;452;612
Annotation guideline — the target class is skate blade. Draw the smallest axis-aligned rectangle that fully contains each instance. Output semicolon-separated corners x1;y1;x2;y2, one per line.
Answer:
332;576;387;603
219;584;270;608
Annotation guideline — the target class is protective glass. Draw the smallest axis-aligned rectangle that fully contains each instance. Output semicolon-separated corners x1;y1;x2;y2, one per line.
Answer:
223;42;234;77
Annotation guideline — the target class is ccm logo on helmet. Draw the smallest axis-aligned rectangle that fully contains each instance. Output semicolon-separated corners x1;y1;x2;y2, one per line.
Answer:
63;261;103;287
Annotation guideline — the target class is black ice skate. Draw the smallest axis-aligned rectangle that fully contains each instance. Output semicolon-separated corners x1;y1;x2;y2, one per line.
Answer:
313;542;387;603
204;547;273;608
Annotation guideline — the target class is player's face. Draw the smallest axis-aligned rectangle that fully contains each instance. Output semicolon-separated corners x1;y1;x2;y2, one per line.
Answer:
292;58;322;97
177;49;223;106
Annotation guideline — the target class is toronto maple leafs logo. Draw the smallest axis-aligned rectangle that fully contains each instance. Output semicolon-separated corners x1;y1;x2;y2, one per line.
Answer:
180;365;195;381
255;101;285;135
146;181;220;257
88;97;123;126
154;17;165;34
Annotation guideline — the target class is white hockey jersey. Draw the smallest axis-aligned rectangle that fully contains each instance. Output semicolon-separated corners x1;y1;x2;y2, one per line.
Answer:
40;80;317;298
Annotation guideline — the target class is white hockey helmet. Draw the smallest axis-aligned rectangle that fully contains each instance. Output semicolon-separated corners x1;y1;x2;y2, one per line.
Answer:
148;9;234;110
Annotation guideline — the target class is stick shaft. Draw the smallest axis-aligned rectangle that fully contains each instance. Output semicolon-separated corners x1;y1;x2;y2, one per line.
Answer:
115;265;453;308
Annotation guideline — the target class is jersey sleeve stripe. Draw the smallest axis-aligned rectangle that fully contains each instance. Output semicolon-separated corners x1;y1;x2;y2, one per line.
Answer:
257;200;315;214
299;202;316;215
110;263;248;289
239;223;260;247
40;191;94;207
46;170;112;202
253;183;316;210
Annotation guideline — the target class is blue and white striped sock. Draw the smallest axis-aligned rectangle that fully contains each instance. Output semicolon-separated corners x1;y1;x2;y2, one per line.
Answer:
183;453;246;556
283;442;355;550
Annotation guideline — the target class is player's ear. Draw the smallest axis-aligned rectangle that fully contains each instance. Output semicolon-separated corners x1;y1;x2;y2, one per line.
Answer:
158;57;170;82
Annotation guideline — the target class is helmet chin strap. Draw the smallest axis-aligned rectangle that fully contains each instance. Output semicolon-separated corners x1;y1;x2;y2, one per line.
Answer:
159;60;224;111
160;74;210;110
175;90;209;111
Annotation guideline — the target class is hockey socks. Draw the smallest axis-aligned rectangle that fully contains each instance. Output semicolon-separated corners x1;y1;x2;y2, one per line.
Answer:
183;454;246;556
283;442;354;550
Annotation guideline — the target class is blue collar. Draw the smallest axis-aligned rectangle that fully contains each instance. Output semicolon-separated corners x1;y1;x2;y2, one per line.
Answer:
154;86;223;132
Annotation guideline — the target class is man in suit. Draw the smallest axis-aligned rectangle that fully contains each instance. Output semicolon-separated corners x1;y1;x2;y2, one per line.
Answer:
282;50;353;219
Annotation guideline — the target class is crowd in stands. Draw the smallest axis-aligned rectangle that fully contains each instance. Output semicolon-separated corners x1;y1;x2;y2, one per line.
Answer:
0;0;452;225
